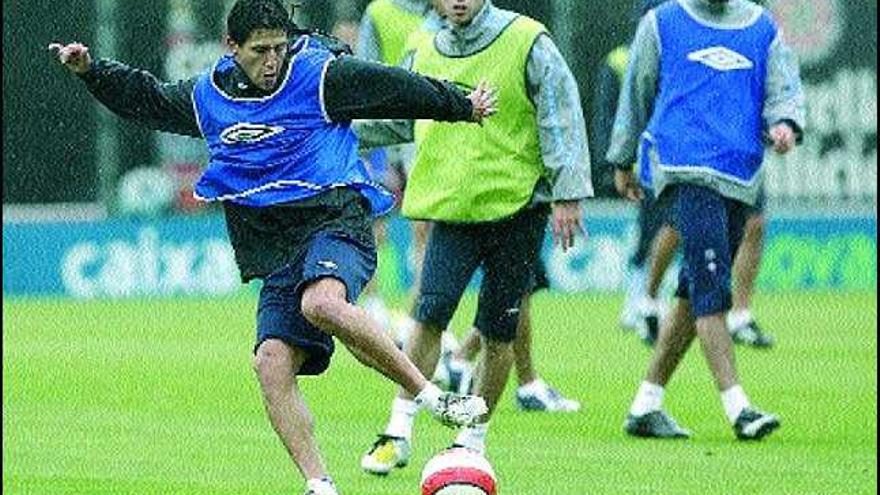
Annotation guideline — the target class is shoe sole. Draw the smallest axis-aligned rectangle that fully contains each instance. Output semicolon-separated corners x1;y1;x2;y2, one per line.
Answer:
362;461;408;477
737;417;780;440
624;426;690;439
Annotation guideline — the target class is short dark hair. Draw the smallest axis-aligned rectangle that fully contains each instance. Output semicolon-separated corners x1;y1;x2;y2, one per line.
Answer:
227;0;293;44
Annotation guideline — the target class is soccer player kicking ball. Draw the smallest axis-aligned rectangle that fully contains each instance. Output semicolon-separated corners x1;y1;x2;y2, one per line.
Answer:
607;0;805;440
357;0;593;474
49;1;497;494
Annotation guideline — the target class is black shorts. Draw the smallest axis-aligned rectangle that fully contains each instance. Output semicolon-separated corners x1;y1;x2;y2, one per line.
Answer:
256;231;376;376
413;205;549;343
223;188;375;282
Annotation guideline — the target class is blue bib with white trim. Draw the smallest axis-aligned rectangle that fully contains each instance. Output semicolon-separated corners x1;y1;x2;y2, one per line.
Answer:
192;38;393;214
640;2;776;188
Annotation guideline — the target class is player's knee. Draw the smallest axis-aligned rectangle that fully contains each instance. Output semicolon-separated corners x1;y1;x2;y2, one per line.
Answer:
413;293;458;331
253;340;288;383
301;285;345;329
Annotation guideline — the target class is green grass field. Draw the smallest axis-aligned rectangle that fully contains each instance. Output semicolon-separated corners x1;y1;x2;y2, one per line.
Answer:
4;292;877;494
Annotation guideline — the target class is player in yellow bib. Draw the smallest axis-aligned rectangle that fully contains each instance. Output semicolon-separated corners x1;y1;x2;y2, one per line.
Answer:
355;0;434;336
357;0;594;473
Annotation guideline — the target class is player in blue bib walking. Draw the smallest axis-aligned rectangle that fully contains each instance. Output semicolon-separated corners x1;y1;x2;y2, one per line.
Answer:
606;0;805;440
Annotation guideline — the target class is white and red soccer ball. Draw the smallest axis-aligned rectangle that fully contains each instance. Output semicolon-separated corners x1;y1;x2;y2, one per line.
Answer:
420;448;497;495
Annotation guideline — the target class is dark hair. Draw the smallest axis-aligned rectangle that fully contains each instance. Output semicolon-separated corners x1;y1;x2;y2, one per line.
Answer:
227;0;294;44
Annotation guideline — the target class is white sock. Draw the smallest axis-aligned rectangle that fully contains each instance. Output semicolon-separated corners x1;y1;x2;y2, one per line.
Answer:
727;309;753;331
454;422;489;454
517;378;547;395
306;477;337;495
720;385;751;423
384;397;420;440
630;381;664;416
414;382;443;411
623;266;648;311
639;296;661;317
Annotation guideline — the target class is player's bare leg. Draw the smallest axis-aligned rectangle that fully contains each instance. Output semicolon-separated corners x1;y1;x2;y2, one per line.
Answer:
452;337;515;453
253;339;328;481
513;295;537;385
728;213;773;347
362;321;464;476
732;214;764;312
625;298;694;438
645;298;697;386
302;278;428;395
646;225;680;301
397;322;446;400
301;278;486;428
470;339;514;418
512;296;580;412
695;313;739;392
641;225;679;345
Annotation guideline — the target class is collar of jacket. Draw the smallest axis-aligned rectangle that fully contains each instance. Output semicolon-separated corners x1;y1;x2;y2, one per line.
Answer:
435;0;520;57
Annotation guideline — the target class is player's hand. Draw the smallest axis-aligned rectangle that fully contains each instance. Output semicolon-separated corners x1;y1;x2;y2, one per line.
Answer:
614;169;644;202
551;200;585;253
48;42;92;74
467;80;497;124
769;122;796;155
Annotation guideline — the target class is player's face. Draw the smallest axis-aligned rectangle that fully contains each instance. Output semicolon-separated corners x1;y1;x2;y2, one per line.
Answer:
229;28;289;91
442;0;485;26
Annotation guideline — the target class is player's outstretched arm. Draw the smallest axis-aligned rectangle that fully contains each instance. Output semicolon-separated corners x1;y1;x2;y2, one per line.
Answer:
48;41;201;137
323;56;496;124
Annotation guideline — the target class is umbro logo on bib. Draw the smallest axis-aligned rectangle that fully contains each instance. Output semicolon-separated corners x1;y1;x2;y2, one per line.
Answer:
687;46;754;71
220;123;285;144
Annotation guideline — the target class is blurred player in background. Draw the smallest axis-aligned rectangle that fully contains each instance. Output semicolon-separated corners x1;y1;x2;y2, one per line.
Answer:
357;0;592;475
606;0;804;439
355;0;435;341
593;0;671;343
49;1;497;493
603;0;773;349
437;256;582;413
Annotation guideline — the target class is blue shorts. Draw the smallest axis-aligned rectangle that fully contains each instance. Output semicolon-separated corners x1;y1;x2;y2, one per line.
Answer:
670;185;750;317
414;206;549;343
256;231;376;376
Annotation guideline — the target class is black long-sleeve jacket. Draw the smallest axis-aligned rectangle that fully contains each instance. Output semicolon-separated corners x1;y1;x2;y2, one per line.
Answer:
74;37;475;281
78;46;473;137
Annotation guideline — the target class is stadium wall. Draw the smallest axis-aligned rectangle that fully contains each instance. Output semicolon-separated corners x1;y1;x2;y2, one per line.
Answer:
4;207;875;299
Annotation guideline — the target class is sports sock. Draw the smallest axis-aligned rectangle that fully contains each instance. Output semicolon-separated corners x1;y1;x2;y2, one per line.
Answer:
726;309;753;331
624;266;648;312
414;382;443;411
630;381;664;416
720;385;751;423
385;397;420;440
639;296;661;316
517;378;547;396
454;422;489;454
306;477;337;495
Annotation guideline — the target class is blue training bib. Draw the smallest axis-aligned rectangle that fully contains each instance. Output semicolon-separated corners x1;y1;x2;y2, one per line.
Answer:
192;37;393;215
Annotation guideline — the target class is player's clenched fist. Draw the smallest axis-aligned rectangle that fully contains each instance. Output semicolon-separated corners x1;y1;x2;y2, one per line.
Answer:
768;122;796;155
48;42;92;74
